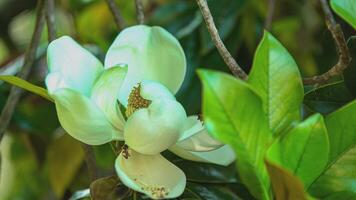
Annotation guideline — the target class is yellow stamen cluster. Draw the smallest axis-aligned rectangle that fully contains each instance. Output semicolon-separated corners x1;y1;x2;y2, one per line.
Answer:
125;84;151;117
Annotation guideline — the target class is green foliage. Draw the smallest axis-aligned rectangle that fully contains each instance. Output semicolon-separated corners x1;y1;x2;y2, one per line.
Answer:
248;31;303;135
266;114;329;188
330;0;356;29
309;101;356;198
198;69;272;200
0;75;53;101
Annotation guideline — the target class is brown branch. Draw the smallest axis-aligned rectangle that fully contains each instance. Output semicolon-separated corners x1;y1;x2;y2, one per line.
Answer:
105;0;126;29
134;0;145;24
303;0;351;85
81;144;100;181
196;0;248;80
45;0;57;42
265;0;276;31
0;0;46;143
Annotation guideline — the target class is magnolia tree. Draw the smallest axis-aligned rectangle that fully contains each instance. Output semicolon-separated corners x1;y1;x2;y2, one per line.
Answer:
0;0;355;199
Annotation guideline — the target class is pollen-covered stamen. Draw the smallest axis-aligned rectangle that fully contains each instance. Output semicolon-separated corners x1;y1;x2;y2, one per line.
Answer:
125;83;151;117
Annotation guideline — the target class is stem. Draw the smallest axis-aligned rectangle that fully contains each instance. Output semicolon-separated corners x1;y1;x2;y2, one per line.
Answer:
196;0;248;80
0;0;46;143
46;0;57;42
81;144;100;181
134;0;145;24
303;0;351;85
265;0;276;31
105;0;126;29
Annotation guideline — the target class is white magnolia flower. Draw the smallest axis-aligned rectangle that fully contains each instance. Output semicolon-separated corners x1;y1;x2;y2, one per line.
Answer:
46;25;235;199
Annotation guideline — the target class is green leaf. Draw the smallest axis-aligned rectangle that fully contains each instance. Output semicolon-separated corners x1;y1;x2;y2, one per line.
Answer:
331;0;356;29
266;114;329;188
90;175;131;200
309;101;356;198
174;160;238;183
248;31;303;135
186;183;243;200
265;160;309;200
46;133;85;198
304;81;354;115
0;75;53;102
198;69;272;200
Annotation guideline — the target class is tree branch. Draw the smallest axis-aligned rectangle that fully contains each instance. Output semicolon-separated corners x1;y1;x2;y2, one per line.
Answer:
134;0;145;24
0;0;46;143
81;144;100;181
303;0;351;85
196;0;247;80
45;0;57;42
105;0;126;29
265;0;276;31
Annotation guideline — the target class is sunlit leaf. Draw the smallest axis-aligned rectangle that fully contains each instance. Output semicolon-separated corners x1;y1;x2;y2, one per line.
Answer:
199;69;272;200
248;31;303;135
267;114;329;188
330;0;356;29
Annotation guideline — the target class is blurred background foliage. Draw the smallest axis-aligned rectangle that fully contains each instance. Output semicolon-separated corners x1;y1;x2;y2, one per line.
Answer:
0;0;354;199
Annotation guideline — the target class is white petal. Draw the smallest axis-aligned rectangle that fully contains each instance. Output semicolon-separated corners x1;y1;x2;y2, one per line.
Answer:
52;88;123;145
124;99;186;155
105;25;186;106
91;66;127;131
115;150;186;199
170;145;236;166
140;80;175;101
47;36;103;96
177;115;223;152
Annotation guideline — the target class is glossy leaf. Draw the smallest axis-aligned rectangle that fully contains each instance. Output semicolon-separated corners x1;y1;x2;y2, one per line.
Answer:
46;133;85;198
186;183;242;200
265;160;309;200
248;31;303;134
174;160;238;183
331;0;356;29
304;81;354;114
267;114;329;188
199;69;272;200
309;101;356;198
0;75;53;102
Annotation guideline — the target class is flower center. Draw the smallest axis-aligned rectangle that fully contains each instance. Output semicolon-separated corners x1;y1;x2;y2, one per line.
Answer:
125;83;151;117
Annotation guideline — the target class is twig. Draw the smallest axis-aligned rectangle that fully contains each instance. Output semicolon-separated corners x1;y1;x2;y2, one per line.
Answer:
303;0;351;85
105;0;126;29
134;0;145;24
265;0;276;30
0;0;46;143
45;0;57;42
81;144;100;181
196;0;247;80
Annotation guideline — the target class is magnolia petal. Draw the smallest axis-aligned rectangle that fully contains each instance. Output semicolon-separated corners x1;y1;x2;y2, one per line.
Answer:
52;88;123;145
105;25;186;106
177;115;223;152
179;116;205;141
177;130;223;152
124;99;186;155
47;36;103;96
170;145;235;166
140;80;175;101
91;66;127;131
115;150;186;199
